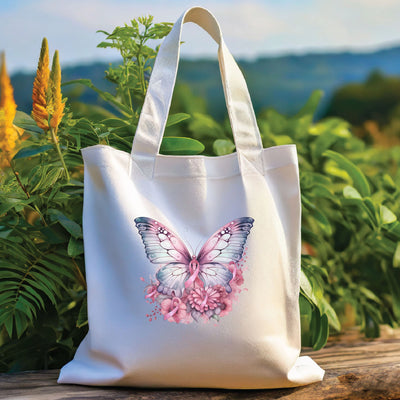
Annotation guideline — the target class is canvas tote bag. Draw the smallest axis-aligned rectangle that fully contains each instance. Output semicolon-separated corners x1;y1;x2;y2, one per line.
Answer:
58;6;324;389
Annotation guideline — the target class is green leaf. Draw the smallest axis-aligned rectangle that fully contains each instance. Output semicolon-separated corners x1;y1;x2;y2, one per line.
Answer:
363;302;381;339
13;110;43;134
213;139;235;156
363;198;379;226
310;184;337;202
311;208;332;235
323;150;371;197
68;236;84;257
380;205;397;225
312;312;329;350
382;261;400;320
3;312;14;338
343;185;362;199
383;221;400;240
0;229;12;239
21;289;42;311
14;310;28;339
13;145;53;160
273;135;294;145
188;113;225;139
393;242;400;268
359;287;382;304
0;196;36;215
309;118;351;138
48;210;82;238
160;137;205;155
26;277;57;305
101;118;130;128
311;132;339;160
300;270;315;304
318;296;341;332
39;167;64;193
76;298;88;328
300;294;313;347
166;113;191;127
295;90;323;118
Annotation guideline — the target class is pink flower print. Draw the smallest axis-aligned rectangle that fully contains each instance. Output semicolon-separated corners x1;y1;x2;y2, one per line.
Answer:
232;267;244;286
160;297;187;323
144;284;159;303
219;296;233;317
213;285;228;299
188;287;221;313
227;262;244;291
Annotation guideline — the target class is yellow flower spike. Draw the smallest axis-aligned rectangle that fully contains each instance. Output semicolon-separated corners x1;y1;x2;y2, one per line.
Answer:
48;50;65;134
47;49;69;180
0;109;8;168
0;52;18;167
32;38;50;131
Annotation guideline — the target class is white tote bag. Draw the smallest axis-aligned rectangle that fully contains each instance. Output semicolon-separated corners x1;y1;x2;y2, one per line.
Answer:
58;6;324;389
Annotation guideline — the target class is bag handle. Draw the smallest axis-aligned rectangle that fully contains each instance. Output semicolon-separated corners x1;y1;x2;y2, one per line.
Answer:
131;7;264;177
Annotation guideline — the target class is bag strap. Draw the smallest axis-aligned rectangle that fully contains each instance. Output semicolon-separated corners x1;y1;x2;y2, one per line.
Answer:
131;7;264;177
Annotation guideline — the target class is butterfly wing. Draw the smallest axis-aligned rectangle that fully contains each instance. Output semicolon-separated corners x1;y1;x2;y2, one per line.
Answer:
197;217;254;291
134;217;192;297
198;263;233;292
197;217;254;264
156;264;190;297
134;217;192;264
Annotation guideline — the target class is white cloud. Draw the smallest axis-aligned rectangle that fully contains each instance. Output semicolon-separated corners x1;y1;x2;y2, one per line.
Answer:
1;0;400;73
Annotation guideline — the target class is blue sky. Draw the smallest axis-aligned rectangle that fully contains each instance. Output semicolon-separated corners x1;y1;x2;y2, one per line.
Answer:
2;0;400;73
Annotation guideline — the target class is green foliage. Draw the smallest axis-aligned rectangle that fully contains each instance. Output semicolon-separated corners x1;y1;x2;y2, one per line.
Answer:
62;18;206;156
324;69;400;128
97;16;173;109
2;14;400;372
259;94;400;344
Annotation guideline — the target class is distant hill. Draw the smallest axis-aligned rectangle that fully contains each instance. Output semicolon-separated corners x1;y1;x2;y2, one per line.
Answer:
11;45;400;121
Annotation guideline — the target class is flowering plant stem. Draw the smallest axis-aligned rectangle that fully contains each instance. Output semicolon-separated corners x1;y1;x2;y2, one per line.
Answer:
50;125;70;181
9;160;30;199
9;160;47;224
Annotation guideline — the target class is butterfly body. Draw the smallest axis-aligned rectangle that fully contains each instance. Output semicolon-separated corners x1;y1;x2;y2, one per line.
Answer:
135;217;254;298
185;256;201;289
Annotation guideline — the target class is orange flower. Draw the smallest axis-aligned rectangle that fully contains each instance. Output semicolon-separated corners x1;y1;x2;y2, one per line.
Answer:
32;38;50;131
48;50;65;134
0;52;18;168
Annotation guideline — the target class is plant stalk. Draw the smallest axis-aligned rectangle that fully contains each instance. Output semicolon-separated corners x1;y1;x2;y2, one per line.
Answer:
9;159;30;199
72;257;87;290
50;126;70;181
9;159;47;225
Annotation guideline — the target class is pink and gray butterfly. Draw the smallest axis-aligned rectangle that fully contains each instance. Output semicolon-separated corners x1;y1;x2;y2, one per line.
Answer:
134;217;254;297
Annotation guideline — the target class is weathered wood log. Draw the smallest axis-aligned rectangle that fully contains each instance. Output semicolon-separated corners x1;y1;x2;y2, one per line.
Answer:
1;328;399;400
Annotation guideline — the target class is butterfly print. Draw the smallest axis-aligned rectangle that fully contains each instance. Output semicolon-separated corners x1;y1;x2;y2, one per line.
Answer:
134;216;254;323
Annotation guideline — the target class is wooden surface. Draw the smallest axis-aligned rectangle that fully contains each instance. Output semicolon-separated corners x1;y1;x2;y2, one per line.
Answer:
1;328;400;400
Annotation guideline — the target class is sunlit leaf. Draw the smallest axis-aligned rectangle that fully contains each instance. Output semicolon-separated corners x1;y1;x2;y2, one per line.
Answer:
393;242;400;268
166;113;191;127
380;205;397;225
160;137;205;155
323;150;370;197
213;139;235;156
